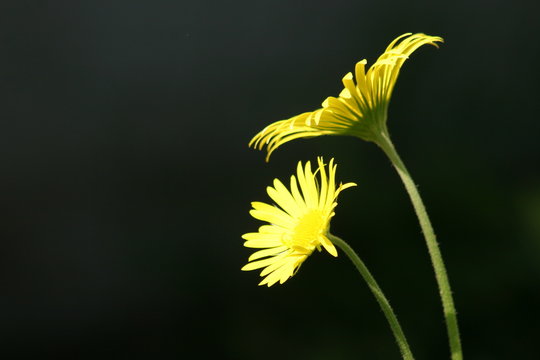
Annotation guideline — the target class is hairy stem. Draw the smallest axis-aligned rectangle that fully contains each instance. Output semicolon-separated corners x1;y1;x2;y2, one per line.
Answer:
376;131;463;360
329;233;415;360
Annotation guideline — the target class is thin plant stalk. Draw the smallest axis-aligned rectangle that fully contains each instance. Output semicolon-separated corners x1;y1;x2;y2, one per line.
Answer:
375;130;463;360
329;233;415;360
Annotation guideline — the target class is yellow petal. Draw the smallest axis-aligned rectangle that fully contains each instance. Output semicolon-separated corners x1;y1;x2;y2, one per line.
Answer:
267;178;301;216
249;203;294;228
319;235;338;257
241;253;286;271
248;246;289;262
260;262;293;287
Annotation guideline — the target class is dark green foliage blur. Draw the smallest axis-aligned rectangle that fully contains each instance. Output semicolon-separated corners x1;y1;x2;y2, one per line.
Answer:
1;1;539;359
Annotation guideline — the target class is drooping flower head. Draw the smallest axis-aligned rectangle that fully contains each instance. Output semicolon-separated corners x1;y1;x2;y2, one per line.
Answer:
250;33;443;161
242;157;356;286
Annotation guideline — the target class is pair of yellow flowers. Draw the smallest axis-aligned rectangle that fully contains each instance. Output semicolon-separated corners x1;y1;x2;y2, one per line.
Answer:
242;33;443;287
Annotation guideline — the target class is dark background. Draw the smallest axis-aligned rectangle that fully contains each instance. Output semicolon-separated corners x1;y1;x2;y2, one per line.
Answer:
1;1;539;359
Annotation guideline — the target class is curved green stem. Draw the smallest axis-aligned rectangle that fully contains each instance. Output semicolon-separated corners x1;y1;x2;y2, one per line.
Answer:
329;233;415;360
375;131;463;360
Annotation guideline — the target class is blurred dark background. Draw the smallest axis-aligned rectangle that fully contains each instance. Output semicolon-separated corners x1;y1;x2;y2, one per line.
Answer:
1;1;539;359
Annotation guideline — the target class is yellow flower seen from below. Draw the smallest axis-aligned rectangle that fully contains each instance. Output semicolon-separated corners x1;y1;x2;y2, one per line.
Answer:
250;33;443;161
242;157;356;286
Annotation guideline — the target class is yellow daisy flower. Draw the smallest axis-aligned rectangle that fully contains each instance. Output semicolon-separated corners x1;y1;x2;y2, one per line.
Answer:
241;157;356;287
250;33;443;161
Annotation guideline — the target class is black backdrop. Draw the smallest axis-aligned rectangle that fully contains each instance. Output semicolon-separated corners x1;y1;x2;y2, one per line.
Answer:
1;1;540;359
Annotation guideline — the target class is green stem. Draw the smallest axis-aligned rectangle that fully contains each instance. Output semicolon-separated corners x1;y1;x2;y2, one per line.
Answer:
375;131;463;360
329;233;415;360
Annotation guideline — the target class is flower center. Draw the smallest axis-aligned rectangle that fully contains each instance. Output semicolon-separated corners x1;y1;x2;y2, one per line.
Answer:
286;210;327;252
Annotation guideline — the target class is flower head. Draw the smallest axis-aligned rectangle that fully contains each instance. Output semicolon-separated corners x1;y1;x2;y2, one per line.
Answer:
250;33;443;161
241;157;356;286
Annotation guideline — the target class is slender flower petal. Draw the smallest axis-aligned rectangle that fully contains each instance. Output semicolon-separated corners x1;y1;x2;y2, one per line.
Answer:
250;33;443;161
241;158;356;286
